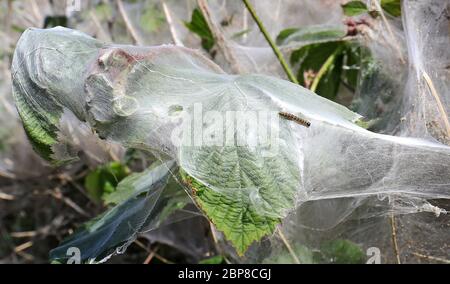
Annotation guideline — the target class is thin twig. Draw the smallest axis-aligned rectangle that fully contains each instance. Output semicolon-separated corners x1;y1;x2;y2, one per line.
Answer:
422;70;450;138
161;1;184;46
0;192;15;200
89;10;112;42
134;240;175;264
117;0;144;45
197;0;244;74
143;245;159;264
389;214;401;264
0;170;16;179
242;0;299;84
30;0;43;24
11;216;64;239
373;0;405;64
5;0;12;32
16;251;34;262
208;221;231;264
10;231;37;238
277;228;300;264
57;173;96;204
47;188;90;217
411;252;450;264
14;241;33;253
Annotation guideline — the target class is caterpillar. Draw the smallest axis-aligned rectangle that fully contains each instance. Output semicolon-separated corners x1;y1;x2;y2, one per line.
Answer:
279;112;311;128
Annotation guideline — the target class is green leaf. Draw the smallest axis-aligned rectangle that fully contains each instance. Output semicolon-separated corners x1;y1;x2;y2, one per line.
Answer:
12;80;62;161
291;41;347;100
231;28;252;40
84;161;130;203
290;40;367;101
276;28;299;45
315;239;365;264
199;255;224;264
342;1;368;16
381;0;401;17
11;27;102;163
184;8;215;52
276;26;346;46
50;160;187;263
180;172;278;256
180;132;301;256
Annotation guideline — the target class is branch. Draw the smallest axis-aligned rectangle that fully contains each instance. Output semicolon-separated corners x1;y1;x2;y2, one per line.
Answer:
389;214;401;264
411;252;450;264
277;227;301;264
422;70;450;139
117;0;144;45
197;0;244;74
373;0;405;64
161;1;184;46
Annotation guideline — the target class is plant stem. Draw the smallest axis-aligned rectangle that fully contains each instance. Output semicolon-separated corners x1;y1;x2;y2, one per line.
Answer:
373;0;405;64
411;252;450;264
162;1;184;47
242;0;299;84
277;228;300;264
422;70;450;138
389;214;401;264
310;45;343;92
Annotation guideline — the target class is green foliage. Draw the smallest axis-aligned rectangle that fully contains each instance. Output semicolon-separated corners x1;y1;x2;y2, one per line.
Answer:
381;0;401;17
341;1;368;16
43;16;68;28
140;4;165;33
315;239;365;264
290;41;346;100
279;25;372;101
184;8;215;52
181;171;279;256
199;255;224;264
276;26;346;45
84;162;130;203
180;151;298;256
276;28;299;44
231;28;252;39
341;0;401;18
12;85;62;161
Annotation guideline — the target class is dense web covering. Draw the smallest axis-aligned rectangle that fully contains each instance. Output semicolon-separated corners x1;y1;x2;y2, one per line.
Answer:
1;0;449;263
11;20;450;262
